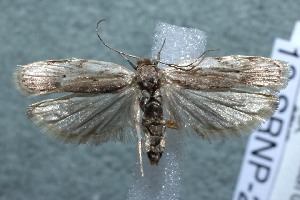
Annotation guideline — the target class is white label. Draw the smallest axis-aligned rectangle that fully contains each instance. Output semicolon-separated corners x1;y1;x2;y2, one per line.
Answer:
268;43;300;199
232;38;300;200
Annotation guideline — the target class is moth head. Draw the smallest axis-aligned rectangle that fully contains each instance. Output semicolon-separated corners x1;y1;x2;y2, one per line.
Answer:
136;58;155;67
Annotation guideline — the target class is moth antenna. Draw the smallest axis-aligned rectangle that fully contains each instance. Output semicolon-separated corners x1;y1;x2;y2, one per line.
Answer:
96;19;139;70
196;49;219;59
158;49;219;71
178;49;220;70
156;38;166;61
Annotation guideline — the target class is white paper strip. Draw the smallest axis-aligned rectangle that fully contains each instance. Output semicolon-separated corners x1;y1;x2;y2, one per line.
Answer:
127;22;206;200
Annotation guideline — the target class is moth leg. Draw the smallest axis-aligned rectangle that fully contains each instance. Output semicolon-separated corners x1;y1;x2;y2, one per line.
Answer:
166;119;178;129
134;100;144;176
137;132;144;176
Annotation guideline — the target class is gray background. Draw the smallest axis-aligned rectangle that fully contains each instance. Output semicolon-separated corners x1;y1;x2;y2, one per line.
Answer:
0;1;299;200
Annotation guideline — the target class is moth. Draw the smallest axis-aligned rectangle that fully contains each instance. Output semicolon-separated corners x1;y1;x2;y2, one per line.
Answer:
15;19;289;166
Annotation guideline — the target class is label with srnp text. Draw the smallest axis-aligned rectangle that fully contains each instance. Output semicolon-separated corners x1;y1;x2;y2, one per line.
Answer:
233;37;300;200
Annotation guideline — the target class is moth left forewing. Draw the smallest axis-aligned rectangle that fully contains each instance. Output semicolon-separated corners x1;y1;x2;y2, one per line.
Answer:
161;55;289;140
14;58;133;96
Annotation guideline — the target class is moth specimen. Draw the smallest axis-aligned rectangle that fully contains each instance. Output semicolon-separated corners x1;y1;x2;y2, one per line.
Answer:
15;20;289;166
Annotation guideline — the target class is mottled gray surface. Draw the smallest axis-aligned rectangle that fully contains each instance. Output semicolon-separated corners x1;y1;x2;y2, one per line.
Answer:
0;1;298;200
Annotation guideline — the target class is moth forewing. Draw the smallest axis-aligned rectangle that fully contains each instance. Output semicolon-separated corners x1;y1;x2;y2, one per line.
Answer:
14;58;134;96
162;56;289;92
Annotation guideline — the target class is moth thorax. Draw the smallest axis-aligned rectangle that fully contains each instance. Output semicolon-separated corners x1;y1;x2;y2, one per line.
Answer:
136;62;161;91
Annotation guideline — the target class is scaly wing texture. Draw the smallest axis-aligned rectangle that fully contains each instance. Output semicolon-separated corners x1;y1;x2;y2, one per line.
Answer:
162;56;289;141
27;87;139;145
163;56;289;92
14;58;133;96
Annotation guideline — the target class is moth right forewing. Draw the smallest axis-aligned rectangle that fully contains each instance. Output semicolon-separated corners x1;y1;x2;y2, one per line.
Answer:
15;58;134;96
162;56;289;93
